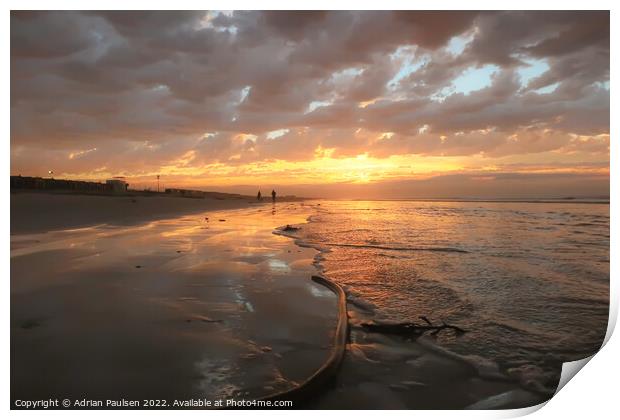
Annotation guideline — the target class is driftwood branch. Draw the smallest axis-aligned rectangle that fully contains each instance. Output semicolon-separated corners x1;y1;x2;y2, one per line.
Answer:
361;316;466;338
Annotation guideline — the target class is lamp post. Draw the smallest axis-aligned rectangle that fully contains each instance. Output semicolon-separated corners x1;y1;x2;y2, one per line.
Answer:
157;175;160;193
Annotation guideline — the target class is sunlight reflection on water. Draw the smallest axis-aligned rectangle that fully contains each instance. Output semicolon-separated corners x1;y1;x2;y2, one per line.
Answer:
291;200;610;391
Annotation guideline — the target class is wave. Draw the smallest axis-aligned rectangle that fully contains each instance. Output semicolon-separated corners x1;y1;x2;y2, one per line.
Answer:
273;204;598;396
274;227;469;254
322;242;469;253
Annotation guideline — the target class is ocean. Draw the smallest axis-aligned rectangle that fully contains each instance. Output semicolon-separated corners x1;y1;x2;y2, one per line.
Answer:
284;200;610;393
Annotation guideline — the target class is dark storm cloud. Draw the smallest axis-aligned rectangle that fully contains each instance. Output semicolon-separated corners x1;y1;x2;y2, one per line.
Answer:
11;11;101;58
259;10;328;40
394;11;479;49
10;10;609;175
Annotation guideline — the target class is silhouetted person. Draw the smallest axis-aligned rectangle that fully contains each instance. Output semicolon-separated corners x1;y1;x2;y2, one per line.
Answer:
257;190;262;201
271;189;276;203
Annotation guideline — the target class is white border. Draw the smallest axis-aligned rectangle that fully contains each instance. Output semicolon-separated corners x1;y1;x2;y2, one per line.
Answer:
3;2;617;420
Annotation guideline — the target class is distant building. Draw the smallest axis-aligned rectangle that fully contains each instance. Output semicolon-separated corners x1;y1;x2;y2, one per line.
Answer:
11;175;110;192
106;179;129;193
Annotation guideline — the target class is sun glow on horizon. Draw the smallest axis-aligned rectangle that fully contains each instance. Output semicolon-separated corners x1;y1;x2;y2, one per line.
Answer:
45;143;610;196
53;152;475;188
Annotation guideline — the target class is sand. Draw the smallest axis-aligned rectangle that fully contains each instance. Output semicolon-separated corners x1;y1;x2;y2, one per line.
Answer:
10;191;266;234
11;200;337;405
10;193;549;409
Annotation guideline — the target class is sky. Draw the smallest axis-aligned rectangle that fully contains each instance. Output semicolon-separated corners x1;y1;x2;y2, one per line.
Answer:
10;11;610;199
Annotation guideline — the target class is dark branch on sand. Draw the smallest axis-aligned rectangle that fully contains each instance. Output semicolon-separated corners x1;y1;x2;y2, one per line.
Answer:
361;317;466;338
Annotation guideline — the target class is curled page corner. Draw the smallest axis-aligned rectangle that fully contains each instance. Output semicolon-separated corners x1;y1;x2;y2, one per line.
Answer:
602;299;618;348
500;356;597;417
550;296;616;397
554;355;594;395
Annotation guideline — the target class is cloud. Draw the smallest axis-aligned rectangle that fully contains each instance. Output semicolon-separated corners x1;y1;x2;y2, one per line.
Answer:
10;11;609;195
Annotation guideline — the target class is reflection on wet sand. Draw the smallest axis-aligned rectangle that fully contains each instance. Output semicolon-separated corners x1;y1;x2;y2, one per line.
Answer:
11;204;337;402
11;200;573;409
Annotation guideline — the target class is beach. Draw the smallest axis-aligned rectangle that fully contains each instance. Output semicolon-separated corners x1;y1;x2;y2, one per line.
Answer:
11;193;338;405
11;192;585;409
11;191;273;234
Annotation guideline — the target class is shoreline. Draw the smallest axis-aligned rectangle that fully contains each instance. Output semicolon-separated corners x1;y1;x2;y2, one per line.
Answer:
11;197;551;409
275;215;553;409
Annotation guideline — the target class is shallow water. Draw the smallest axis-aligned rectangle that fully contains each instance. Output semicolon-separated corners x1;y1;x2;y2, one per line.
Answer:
290;200;609;392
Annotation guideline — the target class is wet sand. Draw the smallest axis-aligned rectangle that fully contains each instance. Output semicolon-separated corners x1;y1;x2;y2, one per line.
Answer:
11;203;337;404
11;197;548;409
309;306;549;409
